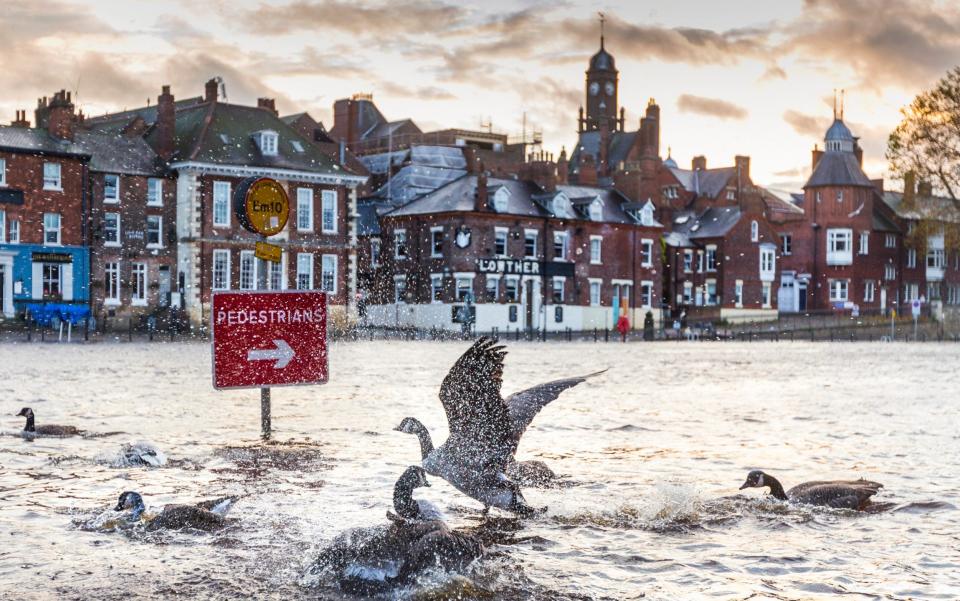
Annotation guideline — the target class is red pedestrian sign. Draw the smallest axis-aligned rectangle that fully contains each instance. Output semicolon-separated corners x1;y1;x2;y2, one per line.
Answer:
211;291;328;390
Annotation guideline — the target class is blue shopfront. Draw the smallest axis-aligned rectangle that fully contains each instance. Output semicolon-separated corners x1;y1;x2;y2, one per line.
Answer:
0;243;89;318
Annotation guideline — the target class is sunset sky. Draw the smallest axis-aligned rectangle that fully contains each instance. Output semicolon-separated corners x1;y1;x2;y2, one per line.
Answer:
3;0;959;191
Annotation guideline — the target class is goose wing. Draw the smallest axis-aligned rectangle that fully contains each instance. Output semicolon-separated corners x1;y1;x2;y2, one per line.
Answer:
439;338;512;452
505;369;606;446
788;480;883;508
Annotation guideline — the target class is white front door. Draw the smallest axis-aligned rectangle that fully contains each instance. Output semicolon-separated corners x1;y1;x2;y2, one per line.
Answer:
880;288;887;313
0;253;14;317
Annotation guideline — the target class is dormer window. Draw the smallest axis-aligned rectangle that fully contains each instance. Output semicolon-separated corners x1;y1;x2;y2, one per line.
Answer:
550;192;570;218
662;186;679;200
640;201;655;226
492;187;510;212
589;197;603;221
255;130;279;156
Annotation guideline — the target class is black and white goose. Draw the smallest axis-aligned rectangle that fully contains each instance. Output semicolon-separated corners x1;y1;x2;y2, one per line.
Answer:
739;470;884;510
16;407;81;437
395;337;602;515
114;491;236;531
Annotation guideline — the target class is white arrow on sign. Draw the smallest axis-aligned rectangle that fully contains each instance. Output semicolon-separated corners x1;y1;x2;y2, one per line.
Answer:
247;339;295;369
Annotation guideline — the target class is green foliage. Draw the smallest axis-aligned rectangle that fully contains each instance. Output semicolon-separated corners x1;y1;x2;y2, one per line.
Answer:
887;67;960;201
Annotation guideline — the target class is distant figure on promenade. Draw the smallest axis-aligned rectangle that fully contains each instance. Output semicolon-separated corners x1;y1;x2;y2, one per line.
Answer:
616;314;630;342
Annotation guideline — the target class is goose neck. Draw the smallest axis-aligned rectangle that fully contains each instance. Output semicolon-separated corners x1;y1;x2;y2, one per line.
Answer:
766;475;788;500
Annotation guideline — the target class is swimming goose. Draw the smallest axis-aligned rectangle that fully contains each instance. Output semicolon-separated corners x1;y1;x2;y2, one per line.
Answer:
108;442;167;467
312;466;483;592
739;470;884;510
16;407;81;437
114;491;235;531
396;337;602;514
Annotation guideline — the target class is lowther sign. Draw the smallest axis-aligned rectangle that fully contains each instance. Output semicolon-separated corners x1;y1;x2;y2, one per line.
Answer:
212;291;328;390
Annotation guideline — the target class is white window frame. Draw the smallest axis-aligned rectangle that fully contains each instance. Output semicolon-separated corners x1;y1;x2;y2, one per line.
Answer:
455;272;475;302
641;239;654;267
394;275;408;303
524;230;538;258
829;279;849;302
430;227;444;258
131;262;147;306
9;218;19;244
859;231;869;255
505;276;520;303
267;253;286;290
103;174;120;204
588;278;602;306
430;274;443;303
907;248;917;268
297;188;314;232
705;279;718;306
705;245;717;272
296;252;314;290
104;212;121;247
759;245;776;281
43;212;61;245
589;235;602;265
239;250;257;290
213;181;231;228
781;234;792;255
485;275;500;302
683;249;693;272
750;220;759;242
43;162;61;190
321;254;338;294
589;199;603;221
147;178;163;206
212;249;231;291
553;231;568;261
826;228;853;265
0;210;5;244
762;282;772;308
884;263;896;281
146;215;163;248
370;238;381;267
258;131;279;156
864;279;875;302
682;281;693;304
735;279;744;307
640;280;654;308
494;227;509;257
394;229;408;259
0;158;5;185
321;190;338;233
104;261;120;305
885;234;896;248
552;276;565;303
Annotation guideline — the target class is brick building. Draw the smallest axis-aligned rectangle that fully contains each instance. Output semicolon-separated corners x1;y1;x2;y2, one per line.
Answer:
0;95;91;317
364;168;663;332
86;80;367;326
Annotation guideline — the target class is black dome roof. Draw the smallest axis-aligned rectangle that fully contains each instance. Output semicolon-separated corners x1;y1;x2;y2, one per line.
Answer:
589;41;616;71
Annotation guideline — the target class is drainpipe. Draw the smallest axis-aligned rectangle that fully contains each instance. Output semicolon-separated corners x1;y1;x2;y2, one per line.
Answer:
82;159;91;312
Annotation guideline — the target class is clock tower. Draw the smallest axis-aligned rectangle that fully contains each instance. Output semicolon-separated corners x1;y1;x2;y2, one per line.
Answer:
579;16;622;133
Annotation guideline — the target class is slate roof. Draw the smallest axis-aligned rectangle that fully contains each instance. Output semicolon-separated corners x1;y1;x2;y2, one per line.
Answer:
882;191;960;224
555;184;661;225
85;96;205;134
356;201;384;236
668;166;736;198
805;151;875;188
568;130;637;175
0;126;161;175
671;206;742;240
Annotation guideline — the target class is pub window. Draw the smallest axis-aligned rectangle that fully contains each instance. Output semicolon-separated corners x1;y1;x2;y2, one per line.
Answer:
44;212;61;245
103;212;120;246
395;278;407;303
485;276;500;302
456;277;473;302
705;246;717;271
239;250;257;290
103;174;120;203
590;236;602;264
297;253;314;289
431;276;443;302
146;215;162;247
131;262;147;304
683;249;693;272
641;239;653;267
147;178;163;206
104;261;120;302
505;278;519;302
553;232;567;260
212;249;230;290
524;231;537;258
554;306;563;322
552;277;565;303
431;228;444;257
213;181;231;227
495;228;508;256
321;190;337;233
297;188;314;231
321;254;337;293
268;255;284;290
394;229;408;259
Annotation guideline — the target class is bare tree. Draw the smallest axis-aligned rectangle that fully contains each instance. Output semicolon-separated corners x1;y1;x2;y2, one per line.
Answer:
887;67;960;201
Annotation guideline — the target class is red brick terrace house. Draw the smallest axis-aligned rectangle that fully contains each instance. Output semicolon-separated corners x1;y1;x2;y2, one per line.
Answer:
85;79;367;327
366;167;663;332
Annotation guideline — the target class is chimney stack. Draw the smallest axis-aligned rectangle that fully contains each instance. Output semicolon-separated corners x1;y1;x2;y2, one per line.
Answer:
735;155;751;183
903;171;916;206
156;85;176;161
556;146;569;185
205;78;219;103
36;90;75;141
692;155;707;171
257;97;277;116
917;180;932;197
812;145;824;171
475;168;489;211
10;110;30;128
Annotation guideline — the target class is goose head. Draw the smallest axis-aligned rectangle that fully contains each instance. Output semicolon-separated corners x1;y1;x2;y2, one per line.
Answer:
401;465;431;489
115;491;146;519
16;407;33;418
394;417;426;435
739;470;767;490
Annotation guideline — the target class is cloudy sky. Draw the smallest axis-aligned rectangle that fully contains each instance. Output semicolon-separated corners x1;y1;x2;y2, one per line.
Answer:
3;0;959;190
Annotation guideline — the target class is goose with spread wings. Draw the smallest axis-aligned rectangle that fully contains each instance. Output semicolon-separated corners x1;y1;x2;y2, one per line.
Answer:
395;337;603;515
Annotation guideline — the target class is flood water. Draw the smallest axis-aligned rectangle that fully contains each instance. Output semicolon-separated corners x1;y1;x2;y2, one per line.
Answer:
0;340;958;600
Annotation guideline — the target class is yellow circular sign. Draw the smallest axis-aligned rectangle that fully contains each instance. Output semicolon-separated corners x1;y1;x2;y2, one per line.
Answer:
237;178;289;236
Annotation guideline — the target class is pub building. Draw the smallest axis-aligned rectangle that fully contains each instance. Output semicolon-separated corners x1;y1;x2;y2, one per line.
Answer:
364;168;663;332
0;97;92;318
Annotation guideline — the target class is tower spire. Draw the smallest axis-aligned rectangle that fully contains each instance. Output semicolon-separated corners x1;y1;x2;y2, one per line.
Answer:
840;89;845;120
833;89;837;120
599;11;605;49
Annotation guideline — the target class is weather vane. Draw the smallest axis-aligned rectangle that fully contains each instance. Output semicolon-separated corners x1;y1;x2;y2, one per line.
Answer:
599;11;605;45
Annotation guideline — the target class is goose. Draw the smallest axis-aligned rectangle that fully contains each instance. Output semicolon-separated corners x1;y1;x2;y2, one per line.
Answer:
16;407;81;437
739;470;884;510
106;442;167;468
114;491;235;531
311;466;483;592
395;337;602;515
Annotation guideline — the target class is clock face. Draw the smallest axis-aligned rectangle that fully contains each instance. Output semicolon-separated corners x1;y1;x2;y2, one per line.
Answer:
605;81;615;96
589;82;599;96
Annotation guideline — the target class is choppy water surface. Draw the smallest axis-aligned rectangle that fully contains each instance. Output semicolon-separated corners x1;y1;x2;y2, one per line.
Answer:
0;340;958;600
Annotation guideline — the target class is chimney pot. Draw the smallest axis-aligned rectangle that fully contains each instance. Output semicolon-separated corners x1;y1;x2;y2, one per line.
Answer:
205;78;219;103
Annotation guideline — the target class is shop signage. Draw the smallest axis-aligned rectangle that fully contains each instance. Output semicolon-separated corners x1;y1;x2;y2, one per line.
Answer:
476;258;540;275
31;252;72;264
255;241;283;264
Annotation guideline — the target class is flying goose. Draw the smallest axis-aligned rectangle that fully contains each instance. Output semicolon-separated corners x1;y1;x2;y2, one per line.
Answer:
739;470;884;510
396;337;602;514
16;407;81;437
